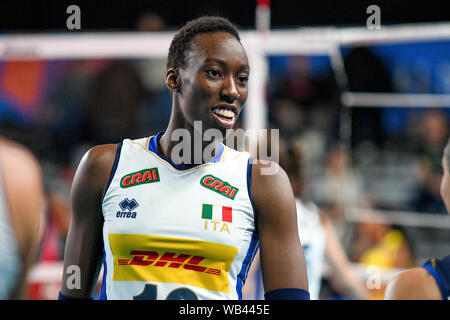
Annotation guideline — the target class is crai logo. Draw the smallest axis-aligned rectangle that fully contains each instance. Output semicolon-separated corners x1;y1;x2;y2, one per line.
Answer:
200;174;238;200
120;168;160;188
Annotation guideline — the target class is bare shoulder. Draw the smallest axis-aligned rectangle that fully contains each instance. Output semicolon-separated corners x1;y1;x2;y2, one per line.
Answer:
79;144;119;174
251;160;289;193
72;143;119;198
251;159;285;177
250;159;296;223
0;137;44;214
0;137;41;176
384;268;442;300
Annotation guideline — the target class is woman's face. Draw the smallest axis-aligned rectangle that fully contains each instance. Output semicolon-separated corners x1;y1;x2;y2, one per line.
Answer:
440;154;450;213
175;32;249;136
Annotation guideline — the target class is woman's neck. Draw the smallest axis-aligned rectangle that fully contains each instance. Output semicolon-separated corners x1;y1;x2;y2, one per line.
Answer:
159;123;220;165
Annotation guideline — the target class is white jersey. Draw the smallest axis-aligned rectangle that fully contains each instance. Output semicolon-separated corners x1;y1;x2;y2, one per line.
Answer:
296;198;326;300
100;132;259;300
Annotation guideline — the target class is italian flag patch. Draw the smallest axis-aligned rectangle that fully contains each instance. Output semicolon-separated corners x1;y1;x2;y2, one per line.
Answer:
202;204;232;223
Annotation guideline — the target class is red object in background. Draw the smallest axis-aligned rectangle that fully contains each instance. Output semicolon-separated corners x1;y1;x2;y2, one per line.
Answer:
256;0;271;32
26;261;103;300
39;214;61;262
25;261;64;300
27;280;61;300
257;0;270;8
1;61;46;114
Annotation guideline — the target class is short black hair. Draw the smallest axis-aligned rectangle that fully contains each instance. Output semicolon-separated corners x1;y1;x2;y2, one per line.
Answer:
167;16;241;71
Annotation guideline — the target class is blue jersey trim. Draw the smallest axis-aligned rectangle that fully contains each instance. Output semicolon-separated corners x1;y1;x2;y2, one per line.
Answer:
246;158;255;207
423;261;446;300
101;142;123;203
99;248;108;300
236;231;260;300
148;131;224;171
246;157;258;228
236;158;260;299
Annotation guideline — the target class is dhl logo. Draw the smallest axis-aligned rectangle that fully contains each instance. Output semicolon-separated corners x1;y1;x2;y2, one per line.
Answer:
200;174;238;200
117;251;221;276
120;168;160;188
109;234;238;293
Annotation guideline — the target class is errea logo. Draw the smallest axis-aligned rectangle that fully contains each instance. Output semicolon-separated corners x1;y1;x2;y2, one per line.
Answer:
117;198;139;219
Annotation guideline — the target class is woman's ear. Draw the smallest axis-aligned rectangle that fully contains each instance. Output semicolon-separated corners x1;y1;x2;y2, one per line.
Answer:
166;68;181;95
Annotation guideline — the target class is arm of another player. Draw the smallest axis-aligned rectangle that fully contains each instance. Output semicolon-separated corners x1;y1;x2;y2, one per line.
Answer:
384;267;442;300
0;138;46;299
319;211;371;299
251;160;309;299
60;144;117;299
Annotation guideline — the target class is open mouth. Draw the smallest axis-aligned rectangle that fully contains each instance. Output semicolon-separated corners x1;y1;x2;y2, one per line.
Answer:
211;106;237;128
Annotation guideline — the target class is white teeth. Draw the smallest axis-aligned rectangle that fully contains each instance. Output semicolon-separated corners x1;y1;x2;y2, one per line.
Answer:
213;108;235;118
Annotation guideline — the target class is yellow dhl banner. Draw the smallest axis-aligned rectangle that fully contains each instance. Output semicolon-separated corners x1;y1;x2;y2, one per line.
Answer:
109;234;239;293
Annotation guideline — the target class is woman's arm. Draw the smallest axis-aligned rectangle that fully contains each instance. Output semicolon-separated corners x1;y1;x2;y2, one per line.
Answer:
251;160;309;297
60;144;117;299
320;211;371;299
384;268;442;300
0;138;46;299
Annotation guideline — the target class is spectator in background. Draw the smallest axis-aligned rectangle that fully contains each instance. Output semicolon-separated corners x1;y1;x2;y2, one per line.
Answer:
285;142;370;300
39;60;107;167
269;97;305;140
82;61;145;145
268;57;312;142
311;143;370;243
135;12;173;135
343;47;392;149
351;212;414;299
268;56;339;146
244;141;370;300
410;110;449;214
384;137;450;300
136;12;167;32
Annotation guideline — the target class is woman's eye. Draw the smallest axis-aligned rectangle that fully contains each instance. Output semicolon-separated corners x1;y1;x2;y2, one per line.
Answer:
238;76;249;84
206;70;221;77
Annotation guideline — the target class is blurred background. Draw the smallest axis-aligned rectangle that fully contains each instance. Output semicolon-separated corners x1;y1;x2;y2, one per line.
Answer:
0;0;449;300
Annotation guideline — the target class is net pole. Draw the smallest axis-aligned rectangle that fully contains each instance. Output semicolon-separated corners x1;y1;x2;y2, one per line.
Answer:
328;34;358;221
242;0;271;159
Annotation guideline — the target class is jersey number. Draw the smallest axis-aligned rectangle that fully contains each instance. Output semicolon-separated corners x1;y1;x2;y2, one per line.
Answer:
133;284;198;300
